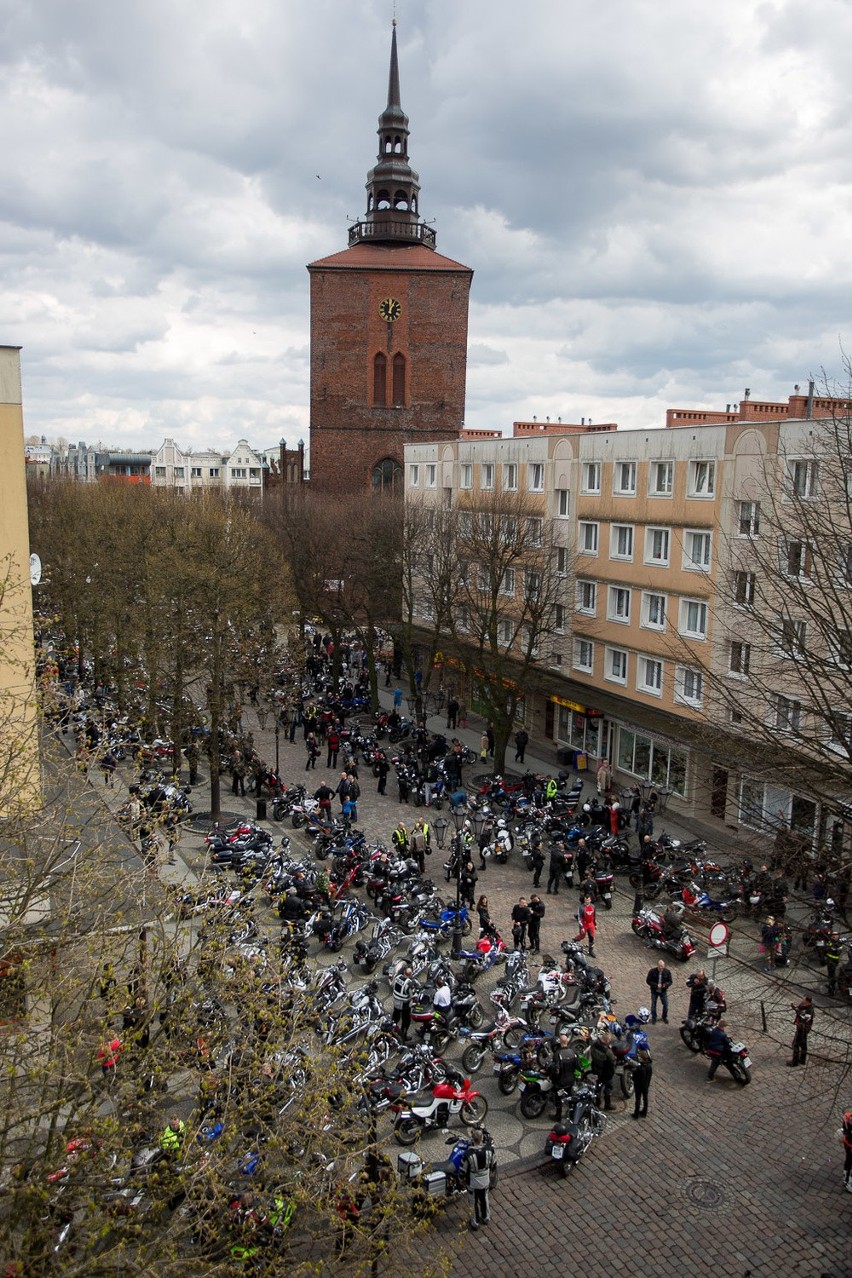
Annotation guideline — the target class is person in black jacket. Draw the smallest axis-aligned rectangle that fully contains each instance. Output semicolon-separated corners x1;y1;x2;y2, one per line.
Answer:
511;898;530;949
646;959;673;1024
547;843;565;895
686;969;708;1019
632;1045;653;1118
527;895;545;953
705;1021;733;1079
550;1033;578;1121
590;1033;616;1110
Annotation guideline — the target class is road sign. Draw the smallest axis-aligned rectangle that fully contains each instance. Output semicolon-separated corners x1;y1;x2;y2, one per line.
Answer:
708;922;730;948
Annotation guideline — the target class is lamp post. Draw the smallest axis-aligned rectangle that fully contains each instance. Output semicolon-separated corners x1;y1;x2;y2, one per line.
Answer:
639;778;654;804
449;807;467;956
432;815;448;850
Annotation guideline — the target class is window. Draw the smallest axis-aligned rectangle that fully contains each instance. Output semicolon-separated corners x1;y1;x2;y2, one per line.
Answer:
521;624;540;658
729;641;751;676
641;592;666;630
426;463;437;488
372;457;402;493
174;466;185;479
789;458;818;498
637;656;664;695
554;604;566;633
408;464;419;487
392;353;406;406
679;598;708;639
249;468;261;480
675;666;703;707
501;514;517;541
778;618;806;657
373;352;387;406
645;526;670;566
190;466;202;478
154;466;166;477
684;530;712;571
458;512;472;537
476;565;489;592
650;460;674;496
501;568;516;597
579;522;599;555
608;586;632;623
830;630;852;668
232;467;247;479
733;570;756;606
528;462;544;491
784;539;812;578
605;647;628;684
618;727;687;796
614;461;637;495
776;696;802;734
459;463;473;490
829;711;852;754
688;460;715;497
209;467;220;478
556;488;570;517
576;580;597;614
527;517;543;546
524;569;542;600
420;597;435;622
481;462;494;490
498;618;513;647
610;524;634;561
573;638;595;673
737;501;760;536
555;546;570;576
503;463;518;491
581;462;601;494
839;542;852;583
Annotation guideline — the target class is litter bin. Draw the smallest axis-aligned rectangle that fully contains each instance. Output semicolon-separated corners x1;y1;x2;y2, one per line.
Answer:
556;747;573;767
256;798;267;821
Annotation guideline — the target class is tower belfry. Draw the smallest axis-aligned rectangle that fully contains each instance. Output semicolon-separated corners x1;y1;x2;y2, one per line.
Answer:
350;22;435;248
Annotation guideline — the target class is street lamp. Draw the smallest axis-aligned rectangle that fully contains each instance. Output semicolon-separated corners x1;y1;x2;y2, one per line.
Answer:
639;778;654;804
432;814;448;850
657;786;672;814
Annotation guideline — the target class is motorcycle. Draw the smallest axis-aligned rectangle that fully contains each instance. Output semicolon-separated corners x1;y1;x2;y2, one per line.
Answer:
544;1083;604;1177
352;917;405;975
397;1127;497;1209
631;907;697;961
680;1017;752;1084
392;1072;488;1144
677;882;739;923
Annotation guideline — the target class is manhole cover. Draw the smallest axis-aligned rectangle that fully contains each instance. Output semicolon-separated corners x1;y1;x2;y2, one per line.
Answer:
685;1178;724;1209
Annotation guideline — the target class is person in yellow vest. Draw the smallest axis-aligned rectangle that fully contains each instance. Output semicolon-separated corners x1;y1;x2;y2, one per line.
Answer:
160;1116;186;1157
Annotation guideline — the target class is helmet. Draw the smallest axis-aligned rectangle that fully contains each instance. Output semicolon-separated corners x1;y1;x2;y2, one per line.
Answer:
636;1007;651;1023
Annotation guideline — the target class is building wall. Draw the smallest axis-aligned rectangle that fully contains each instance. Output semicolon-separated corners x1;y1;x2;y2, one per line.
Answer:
0;347;39;812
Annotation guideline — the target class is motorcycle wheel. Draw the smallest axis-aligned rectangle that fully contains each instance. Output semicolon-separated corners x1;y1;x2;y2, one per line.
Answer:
462;1044;486;1073
721;904;738;923
431;1029;451;1054
644;883;661;901
603;897;613;910
519;1091;547;1120
460;1096;488;1125
362;958;377;975
679;1025;701;1053
430;1058;449;1084
730;1059;751;1086
432;798;444;811
630;920;643;936
558;1159;573;1179
291;813;305;829
393;1118;422;1146
621;1071;635;1098
498;1069;519;1096
502;1025;524;1050
628;873;641;890
460;916;473;937
468;1002;485;1029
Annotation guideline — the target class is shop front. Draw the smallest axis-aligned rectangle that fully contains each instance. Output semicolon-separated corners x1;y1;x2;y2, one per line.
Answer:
614;722;689;802
549;694;604;769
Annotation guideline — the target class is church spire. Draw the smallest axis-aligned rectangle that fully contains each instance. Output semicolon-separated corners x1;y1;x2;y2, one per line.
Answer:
348;22;436;249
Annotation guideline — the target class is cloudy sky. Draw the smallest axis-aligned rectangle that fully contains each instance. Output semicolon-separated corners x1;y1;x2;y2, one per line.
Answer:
2;0;851;452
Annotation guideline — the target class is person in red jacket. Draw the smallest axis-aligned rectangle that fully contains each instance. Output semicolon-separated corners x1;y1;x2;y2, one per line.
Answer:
96;1036;124;1078
577;895;597;957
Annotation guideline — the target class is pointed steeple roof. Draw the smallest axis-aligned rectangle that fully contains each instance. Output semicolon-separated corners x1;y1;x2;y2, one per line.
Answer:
348;23;436;249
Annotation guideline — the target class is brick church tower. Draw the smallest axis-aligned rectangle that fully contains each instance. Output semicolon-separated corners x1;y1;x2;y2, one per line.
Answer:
307;23;473;494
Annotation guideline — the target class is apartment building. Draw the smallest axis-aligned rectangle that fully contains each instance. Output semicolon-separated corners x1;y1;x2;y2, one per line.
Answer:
405;405;852;846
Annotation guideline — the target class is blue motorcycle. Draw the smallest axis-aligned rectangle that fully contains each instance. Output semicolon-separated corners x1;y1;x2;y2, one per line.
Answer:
418;904;472;939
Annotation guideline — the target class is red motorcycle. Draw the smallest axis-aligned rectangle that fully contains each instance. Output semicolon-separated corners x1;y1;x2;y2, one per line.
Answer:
631;906;696;961
392;1070;487;1144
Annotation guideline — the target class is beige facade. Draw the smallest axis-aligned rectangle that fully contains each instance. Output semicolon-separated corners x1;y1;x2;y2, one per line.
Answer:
405;410;852;844
0;346;39;812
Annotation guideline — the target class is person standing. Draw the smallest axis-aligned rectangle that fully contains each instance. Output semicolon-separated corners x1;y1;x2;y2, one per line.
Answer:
577;894;597;957
511;897;530;949
760;916;780;973
326;728;341;769
646;959;672;1024
446;696;459;730
826;931;842;996
590;1032;616;1110
459;862;478;909
375;752;389;796
788;995;815;1066
686;969;708;1019
486;724;495;757
528;895;545;953
596;758;612;795
409;825;427;875
636;804;654;849
547;841;565;895
476;894;492;939
514;728;529;763
479;729;489;762
391;967;414;1042
632;1044;653;1118
305;733;319;771
840;1108;852;1193
462;1128;494;1230
529;832;545;888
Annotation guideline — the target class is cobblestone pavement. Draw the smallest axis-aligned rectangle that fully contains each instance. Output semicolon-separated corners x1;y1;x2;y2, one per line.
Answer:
83;698;852;1278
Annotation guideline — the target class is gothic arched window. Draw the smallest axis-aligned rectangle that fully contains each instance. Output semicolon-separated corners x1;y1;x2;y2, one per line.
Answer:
392;353;406;407
373;353;387;407
371;457;402;494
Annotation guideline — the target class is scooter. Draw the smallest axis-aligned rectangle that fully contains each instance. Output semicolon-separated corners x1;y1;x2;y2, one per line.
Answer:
544;1083;604;1177
392;1072;488;1144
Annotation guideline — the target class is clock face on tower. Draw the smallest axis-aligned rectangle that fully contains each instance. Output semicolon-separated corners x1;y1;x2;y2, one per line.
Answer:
378;297;401;322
